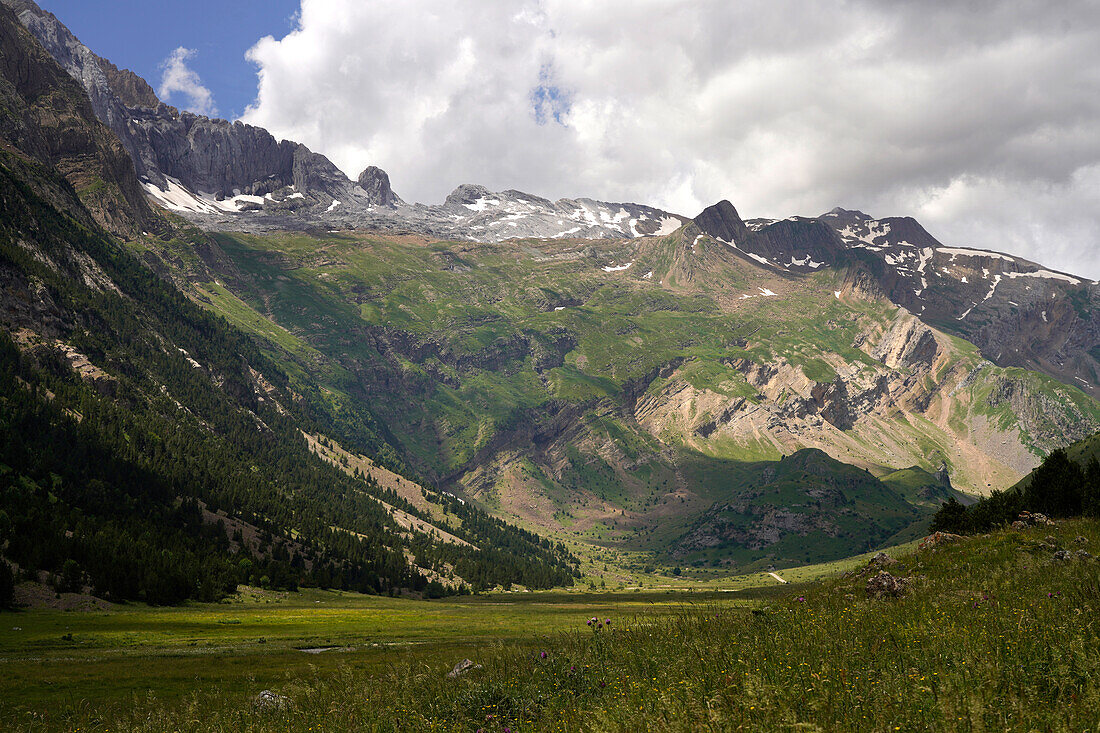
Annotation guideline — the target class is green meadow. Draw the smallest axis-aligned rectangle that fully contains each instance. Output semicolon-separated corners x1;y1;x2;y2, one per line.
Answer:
4;521;1099;731
0;581;788;728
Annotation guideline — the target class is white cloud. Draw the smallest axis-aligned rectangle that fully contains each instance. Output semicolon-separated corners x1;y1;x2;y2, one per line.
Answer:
159;47;218;117
241;0;1100;279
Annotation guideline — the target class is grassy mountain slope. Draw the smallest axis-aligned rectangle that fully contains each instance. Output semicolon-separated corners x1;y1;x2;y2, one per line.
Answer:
671;448;925;568
126;221;1100;568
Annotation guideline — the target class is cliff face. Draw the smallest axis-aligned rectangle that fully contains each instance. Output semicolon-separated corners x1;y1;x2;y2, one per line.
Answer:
2;0;393;208
0;2;155;237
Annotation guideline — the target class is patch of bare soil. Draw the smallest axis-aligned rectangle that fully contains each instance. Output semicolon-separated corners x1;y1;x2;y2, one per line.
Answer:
12;581;112;611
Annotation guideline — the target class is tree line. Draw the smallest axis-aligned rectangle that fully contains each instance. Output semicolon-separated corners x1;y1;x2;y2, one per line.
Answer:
932;447;1100;534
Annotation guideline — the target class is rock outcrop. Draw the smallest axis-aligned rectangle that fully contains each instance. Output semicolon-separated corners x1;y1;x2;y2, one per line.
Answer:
0;1;156;237
866;570;911;598
694;200;749;245
358;165;400;207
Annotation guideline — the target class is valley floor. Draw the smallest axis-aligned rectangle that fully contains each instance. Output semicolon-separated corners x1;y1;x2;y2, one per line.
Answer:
3;521;1099;731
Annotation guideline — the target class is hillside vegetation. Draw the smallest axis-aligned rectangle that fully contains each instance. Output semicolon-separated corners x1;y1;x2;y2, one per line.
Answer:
0;2;578;602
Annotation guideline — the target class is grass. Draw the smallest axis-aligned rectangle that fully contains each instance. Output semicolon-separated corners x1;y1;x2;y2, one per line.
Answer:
5;519;1098;731
0;583;780;728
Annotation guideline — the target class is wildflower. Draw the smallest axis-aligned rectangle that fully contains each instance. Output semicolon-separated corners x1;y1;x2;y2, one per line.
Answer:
605;618;612;625
796;596;805;602
540;651;548;659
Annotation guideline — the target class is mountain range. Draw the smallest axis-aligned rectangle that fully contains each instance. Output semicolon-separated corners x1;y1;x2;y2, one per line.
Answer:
1;0;1098;586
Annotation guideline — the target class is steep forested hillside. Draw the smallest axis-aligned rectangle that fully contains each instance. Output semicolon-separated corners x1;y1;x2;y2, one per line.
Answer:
0;4;577;603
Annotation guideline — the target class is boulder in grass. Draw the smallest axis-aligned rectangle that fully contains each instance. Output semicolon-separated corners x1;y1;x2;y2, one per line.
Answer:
1016;511;1055;527
918;532;962;552
447;659;482;678
866;571;911;599
253;690;289;710
869;552;897;568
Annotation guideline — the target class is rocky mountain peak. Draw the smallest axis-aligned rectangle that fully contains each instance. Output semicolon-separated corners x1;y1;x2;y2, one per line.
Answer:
357;165;400;207
693;200;749;245
824;206;871;219
445;184;495;207
0;0;155;238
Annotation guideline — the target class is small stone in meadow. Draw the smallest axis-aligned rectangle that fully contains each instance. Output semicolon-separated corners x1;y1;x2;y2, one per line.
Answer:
866;571;911;599
253;690;289;710
447;659;482;678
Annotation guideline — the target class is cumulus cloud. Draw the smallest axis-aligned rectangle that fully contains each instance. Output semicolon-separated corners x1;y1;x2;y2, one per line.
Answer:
241;0;1100;278
159;47;218;117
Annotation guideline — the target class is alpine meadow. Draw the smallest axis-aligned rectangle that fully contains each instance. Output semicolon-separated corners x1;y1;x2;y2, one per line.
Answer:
1;1;1099;731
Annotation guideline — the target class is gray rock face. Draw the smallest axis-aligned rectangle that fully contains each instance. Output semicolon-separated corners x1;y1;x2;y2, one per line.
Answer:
693;200;748;245
358;165;401;207
814;207;1100;398
5;0;366;205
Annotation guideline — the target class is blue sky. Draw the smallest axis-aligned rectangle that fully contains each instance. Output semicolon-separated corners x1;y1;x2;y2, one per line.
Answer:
41;0;299;119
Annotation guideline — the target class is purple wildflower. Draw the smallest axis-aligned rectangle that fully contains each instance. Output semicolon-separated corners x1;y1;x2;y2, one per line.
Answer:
540;651;548;659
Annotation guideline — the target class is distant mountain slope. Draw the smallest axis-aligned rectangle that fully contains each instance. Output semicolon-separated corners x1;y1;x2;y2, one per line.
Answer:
693;202;1099;398
128;222;1099;569
671;449;925;567
6;0;1098;573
